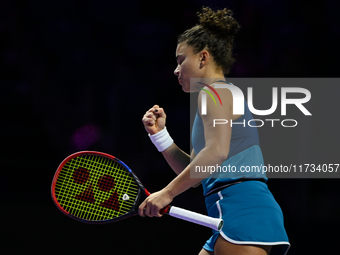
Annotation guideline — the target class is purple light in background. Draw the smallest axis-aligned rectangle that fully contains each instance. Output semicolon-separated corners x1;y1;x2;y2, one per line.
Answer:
71;124;100;150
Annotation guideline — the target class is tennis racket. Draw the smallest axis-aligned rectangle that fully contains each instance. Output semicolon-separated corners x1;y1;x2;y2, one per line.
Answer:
51;151;223;231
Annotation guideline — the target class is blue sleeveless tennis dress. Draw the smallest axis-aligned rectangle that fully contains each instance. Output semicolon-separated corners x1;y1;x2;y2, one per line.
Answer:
192;98;290;254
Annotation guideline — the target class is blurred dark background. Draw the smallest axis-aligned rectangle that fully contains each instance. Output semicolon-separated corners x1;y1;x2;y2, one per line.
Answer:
1;0;339;254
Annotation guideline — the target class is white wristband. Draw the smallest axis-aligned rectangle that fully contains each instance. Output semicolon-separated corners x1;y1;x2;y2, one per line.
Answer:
148;127;174;152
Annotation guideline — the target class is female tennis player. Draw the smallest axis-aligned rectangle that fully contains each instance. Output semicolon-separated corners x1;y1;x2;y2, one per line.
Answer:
139;7;290;255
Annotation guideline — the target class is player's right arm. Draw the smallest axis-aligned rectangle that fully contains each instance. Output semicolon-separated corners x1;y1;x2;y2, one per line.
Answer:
142;105;195;176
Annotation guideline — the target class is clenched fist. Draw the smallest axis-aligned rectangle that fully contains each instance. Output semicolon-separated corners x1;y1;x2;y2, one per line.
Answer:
142;105;167;135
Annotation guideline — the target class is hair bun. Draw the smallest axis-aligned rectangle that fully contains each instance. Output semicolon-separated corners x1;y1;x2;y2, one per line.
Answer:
198;7;240;37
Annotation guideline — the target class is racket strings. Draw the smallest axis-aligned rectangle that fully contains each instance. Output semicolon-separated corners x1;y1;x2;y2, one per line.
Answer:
54;154;139;221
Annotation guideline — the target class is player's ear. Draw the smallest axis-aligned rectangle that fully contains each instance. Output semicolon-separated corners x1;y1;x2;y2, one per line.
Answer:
199;50;210;68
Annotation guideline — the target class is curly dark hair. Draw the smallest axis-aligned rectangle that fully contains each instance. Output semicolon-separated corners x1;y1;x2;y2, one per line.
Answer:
178;7;240;76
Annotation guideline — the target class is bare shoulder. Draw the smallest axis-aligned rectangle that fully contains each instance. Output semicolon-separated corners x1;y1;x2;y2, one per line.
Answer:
212;82;243;121
197;82;233;118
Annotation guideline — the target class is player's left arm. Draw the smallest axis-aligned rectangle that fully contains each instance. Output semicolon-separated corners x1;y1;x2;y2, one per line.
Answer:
165;86;233;194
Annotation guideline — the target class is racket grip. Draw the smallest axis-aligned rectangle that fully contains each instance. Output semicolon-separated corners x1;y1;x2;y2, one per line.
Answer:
167;206;223;231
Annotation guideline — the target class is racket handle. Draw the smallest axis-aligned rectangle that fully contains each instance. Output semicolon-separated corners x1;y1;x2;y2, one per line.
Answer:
167;206;223;231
